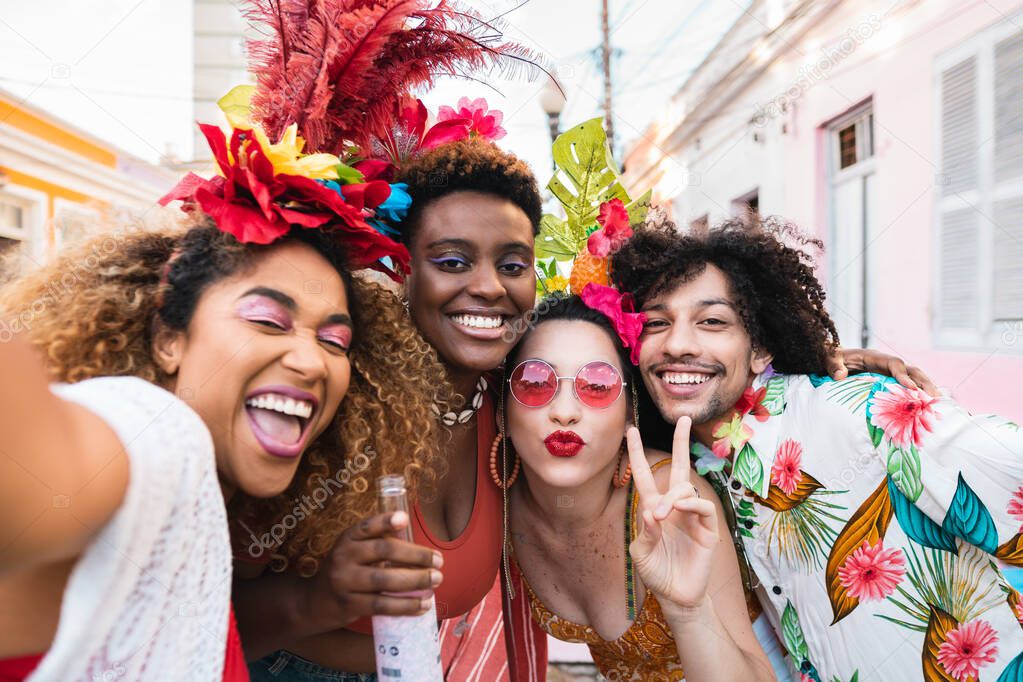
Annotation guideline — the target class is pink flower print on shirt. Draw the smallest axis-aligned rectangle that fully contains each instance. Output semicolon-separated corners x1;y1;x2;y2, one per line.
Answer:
937;619;999;681
771;439;804;495
1008;486;1023;533
837;540;905;601
869;384;938;448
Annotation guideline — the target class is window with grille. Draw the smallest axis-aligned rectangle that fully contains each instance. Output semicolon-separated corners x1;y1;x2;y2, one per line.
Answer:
935;18;1023;349
0;196;30;254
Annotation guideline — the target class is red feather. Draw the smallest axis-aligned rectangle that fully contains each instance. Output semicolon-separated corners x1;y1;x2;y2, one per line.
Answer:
242;0;549;155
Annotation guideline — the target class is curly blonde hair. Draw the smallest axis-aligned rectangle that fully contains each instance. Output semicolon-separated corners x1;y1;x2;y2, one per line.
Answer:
0;220;452;574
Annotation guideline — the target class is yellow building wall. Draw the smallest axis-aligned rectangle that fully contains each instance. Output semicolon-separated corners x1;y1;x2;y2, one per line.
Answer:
0;94;115;247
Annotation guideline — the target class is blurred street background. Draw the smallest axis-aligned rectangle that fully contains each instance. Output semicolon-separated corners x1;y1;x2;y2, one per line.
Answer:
2;1;1022;674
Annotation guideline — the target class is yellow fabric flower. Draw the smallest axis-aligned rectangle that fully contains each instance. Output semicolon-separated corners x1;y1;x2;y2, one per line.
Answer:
543;275;569;295
252;125;340;180
216;85;340;180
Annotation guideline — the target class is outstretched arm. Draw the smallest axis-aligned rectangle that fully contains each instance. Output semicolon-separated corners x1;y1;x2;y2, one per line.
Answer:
627;420;775;682
0;334;127;573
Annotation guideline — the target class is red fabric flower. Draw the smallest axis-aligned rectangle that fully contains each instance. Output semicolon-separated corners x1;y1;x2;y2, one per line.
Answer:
580;283;647;365
586;199;634;258
735;386;770;422
376;98;471;165
160;123;410;279
437;97;507;141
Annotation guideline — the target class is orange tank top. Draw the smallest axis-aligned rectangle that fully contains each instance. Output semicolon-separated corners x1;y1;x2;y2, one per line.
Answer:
347;391;503;634
411;391;502;621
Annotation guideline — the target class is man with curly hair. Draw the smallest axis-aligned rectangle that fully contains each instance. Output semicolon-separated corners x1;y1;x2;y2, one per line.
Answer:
612;217;1023;681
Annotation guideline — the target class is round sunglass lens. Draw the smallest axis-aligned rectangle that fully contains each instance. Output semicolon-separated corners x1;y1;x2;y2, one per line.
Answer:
575;362;622;408
511;360;558;407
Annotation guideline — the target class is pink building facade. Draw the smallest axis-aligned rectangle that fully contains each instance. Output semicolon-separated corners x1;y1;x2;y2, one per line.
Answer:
624;0;1023;421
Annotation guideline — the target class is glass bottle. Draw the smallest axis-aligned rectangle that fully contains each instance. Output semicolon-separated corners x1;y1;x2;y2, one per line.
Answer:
371;475;443;681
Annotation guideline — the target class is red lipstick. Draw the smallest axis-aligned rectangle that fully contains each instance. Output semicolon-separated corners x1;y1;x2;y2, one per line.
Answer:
544;430;585;457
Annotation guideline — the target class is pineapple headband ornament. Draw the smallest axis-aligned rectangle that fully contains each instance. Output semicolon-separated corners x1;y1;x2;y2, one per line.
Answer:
160;0;547;280
535;118;651;364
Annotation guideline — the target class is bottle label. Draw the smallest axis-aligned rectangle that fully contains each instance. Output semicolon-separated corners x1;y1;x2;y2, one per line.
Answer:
371;602;443;681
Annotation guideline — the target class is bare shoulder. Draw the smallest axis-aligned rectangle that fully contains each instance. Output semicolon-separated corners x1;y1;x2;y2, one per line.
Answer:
643;447;672;480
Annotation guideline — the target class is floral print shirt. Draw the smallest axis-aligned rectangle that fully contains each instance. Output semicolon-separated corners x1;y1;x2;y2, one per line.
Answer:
695;372;1023;681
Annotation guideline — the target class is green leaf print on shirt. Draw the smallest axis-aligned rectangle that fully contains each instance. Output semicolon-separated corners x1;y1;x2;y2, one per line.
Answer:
763;375;787;415
733;443;765;493
997;651;1023;681
780;601;810;660
942;473;999;554
886;442;923;502
881;543;1002;633
888;478;958;554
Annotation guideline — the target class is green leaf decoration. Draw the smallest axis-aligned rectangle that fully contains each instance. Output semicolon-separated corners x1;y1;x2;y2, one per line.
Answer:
887;478;957;553
763;376;787;415
548;118;631;243
868;422;884;448
335;163;365;185
780;600;810;660
997;651;1023;681
625;189;652;227
535;214;578;261
217;84;255;128
886;443;923;502
942;473;999;553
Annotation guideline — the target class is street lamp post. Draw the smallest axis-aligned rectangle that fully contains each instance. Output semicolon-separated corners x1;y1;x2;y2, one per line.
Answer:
540;76;565;170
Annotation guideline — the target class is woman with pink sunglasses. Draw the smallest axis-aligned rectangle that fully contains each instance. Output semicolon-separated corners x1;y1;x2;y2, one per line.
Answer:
500;294;776;682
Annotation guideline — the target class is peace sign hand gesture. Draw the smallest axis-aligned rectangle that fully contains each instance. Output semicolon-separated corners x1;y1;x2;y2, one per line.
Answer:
627;417;720;612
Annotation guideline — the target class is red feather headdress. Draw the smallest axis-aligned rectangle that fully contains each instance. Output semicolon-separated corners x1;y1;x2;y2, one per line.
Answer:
161;0;548;281
244;0;548;156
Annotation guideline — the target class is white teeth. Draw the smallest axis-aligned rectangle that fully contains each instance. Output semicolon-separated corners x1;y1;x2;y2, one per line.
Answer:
245;393;314;419
452;314;503;329
662;372;712;385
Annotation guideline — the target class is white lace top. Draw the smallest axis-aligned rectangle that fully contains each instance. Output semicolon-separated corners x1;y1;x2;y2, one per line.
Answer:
27;377;233;681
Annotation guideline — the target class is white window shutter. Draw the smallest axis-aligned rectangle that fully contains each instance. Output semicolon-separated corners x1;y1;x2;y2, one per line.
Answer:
993;30;1023;323
938;57;980;331
939;208;981;328
941;57;979;195
994;31;1023;183
994;197;1023;320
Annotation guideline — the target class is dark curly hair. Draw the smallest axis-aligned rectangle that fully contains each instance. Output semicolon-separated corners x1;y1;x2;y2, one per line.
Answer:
395;137;543;245
611;215;840;375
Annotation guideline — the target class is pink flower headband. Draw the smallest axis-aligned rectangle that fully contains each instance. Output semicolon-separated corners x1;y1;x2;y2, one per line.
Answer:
580;283;646;365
